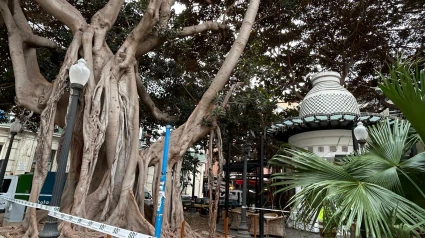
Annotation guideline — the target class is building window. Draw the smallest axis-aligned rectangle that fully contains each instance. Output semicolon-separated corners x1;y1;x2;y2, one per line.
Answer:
330;146;337;152
1;179;11;193
30;158;36;172
342;146;348;152
48;150;57;171
318;146;324;152
0;144;3;162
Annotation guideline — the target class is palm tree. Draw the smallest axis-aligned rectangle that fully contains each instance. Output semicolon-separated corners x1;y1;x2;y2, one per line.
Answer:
270;119;425;238
379;59;425;143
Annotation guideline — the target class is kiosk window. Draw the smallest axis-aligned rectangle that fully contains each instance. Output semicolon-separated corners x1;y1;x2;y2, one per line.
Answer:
1;179;11;193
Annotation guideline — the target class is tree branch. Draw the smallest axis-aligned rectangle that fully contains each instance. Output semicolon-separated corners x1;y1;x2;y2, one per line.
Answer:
292;87;305;100
0;0;50;113
377;92;398;110
280;64;306;100
7;0;57;49
135;68;177;122
221;82;243;108
311;52;342;65
142;0;261;169
198;0;260;111
177;21;229;37
116;0;162;68
135;34;162;57
21;32;58;48
0;82;14;90
159;0;175;28
135;21;229;57
33;0;87;34
10;0;58;101
119;0;177;65
220;0;238;21
91;0;126;51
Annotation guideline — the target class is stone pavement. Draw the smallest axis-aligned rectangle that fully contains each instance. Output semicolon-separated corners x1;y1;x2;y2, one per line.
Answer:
216;222;320;238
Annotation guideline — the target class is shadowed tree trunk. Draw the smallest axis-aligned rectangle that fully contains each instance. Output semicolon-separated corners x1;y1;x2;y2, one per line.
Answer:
0;0;260;237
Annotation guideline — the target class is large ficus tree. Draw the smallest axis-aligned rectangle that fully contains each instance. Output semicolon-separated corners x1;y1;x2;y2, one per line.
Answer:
0;0;260;237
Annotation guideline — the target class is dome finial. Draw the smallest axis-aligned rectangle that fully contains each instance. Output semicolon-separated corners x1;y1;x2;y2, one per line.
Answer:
311;71;341;86
299;71;360;117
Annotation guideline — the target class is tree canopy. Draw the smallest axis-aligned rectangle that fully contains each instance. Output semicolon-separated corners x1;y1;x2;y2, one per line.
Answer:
1;0;424;133
0;0;423;174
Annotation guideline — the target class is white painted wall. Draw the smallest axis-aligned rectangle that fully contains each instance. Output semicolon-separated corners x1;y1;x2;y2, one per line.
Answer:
287;129;355;233
289;129;355;159
145;166;155;194
144;163;205;199
0;124;64;175
183;163;205;198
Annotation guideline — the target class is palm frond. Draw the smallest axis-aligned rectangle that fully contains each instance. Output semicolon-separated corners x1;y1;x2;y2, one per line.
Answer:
270;146;355;188
366;119;416;164
351;119;424;198
379;59;425;142
398;152;425;199
283;179;425;238
270;145;425;238
360;153;404;194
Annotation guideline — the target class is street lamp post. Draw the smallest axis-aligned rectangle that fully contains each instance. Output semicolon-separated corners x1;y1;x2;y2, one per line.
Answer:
192;168;196;199
0;119;22;186
353;121;368;238
188;147;197;198
353;122;368;153
39;59;90;238
237;131;254;238
258;133;265;238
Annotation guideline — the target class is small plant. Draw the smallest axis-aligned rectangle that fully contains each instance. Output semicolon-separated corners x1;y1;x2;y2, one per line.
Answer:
322;199;338;238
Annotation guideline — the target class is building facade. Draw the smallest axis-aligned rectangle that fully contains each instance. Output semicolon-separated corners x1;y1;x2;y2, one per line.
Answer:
1;123;207;200
0;123;63;175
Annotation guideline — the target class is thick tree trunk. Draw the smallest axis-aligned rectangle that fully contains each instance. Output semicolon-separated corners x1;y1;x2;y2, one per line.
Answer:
0;0;261;237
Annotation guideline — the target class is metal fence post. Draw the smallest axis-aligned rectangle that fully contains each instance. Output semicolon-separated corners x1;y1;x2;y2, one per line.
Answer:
154;125;172;238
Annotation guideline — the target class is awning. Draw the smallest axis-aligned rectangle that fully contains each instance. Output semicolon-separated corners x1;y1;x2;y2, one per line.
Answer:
222;159;268;173
234;179;257;186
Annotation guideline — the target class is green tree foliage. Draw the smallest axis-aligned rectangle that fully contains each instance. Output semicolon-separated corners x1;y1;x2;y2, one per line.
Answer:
1;0;424;153
240;0;425;112
180;150;201;192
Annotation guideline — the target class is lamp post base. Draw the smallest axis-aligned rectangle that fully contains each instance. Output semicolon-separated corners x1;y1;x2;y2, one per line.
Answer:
38;219;60;238
237;221;251;238
236;229;252;238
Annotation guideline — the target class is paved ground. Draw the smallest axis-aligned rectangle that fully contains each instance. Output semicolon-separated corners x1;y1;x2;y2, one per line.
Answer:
216;222;320;238
0;210;320;237
185;211;321;237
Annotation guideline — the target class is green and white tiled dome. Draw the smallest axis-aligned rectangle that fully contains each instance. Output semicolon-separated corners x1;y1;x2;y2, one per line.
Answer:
268;71;396;142
299;72;360;117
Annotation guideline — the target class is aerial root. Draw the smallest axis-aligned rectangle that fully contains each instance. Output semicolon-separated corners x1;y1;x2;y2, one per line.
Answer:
106;191;154;235
0;226;25;238
59;221;80;238
22;207;39;238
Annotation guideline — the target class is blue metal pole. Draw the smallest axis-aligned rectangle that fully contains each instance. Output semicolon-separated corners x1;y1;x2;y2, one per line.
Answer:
154;125;172;238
